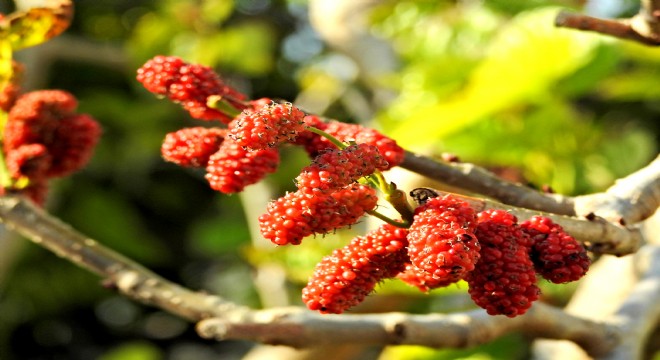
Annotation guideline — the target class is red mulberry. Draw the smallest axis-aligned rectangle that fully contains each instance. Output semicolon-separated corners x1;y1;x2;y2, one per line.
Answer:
310;183;378;233
5;144;51;179
161;127;226;167
294;118;404;169
406;195;480;288
205;141;280;194
258;190;316;245
228;102;306;149
4;90;77;151
295;143;388;194
466;210;540;317
397;262;457;292
46;114;101;177
4;91;101;178
259;184;378;246
302;224;409;314
520;216;590;284
136;56;247;122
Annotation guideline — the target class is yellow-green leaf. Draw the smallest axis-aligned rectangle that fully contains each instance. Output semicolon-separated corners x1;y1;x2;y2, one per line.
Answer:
1;0;73;51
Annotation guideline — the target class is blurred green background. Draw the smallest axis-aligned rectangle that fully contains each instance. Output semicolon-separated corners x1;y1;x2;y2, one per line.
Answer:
0;0;658;359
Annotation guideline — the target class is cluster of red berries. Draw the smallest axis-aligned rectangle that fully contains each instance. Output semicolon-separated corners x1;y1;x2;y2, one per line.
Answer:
137;55;404;204
302;194;590;316
0;86;101;205
137;55;589;318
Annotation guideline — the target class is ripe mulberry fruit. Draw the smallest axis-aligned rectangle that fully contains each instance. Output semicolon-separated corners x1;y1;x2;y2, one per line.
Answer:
520;216;590;284
406;195;480;287
205;140;280;194
310;183;378;233
137;56;247;122
46;114;101;177
302;224;409;314
5;144;51;180
228;102;306;150
295;143;388;194
397;262;457;292
4;91;101;178
258;190;316;245
161;127;226;167
466;210;540;317
259;184;378;246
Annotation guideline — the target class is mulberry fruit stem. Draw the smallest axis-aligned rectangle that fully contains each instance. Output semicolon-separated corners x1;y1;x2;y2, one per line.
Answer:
383;185;415;224
366;208;409;228
206;95;242;119
305;125;347;150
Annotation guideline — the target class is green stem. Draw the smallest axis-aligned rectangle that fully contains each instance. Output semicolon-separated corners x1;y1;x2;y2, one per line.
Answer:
367;209;410;228
207;95;243;118
305;126;346;149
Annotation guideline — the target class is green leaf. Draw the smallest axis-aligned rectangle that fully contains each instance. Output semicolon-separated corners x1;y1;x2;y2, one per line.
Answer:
387;7;600;148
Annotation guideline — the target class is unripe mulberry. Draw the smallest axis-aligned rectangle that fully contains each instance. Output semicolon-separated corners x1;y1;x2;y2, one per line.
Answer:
406;195;480;287
466;210;540;317
161;127;226;167
520;216;590;284
296;143;388;194
302;224;409;314
228;102;306;149
294;118;404;169
136;56;247;122
205;140;280;194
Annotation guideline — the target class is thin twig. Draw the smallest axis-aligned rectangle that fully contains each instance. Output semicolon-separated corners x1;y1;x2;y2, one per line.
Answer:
555;1;660;46
399;151;576;215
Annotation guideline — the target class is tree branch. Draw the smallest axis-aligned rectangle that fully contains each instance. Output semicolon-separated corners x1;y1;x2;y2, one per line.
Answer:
0;195;247;321
555;1;660;46
421;190;644;256
399;151;576;215
196;302;617;357
574;155;660;224
0;194;622;355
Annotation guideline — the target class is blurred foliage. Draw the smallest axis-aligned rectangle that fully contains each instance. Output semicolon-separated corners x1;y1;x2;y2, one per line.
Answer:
0;0;658;359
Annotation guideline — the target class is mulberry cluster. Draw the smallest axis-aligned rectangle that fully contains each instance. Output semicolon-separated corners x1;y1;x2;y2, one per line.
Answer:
137;56;404;197
466;210;540;317
302;224;408;314
521;216;590;284
136;55;247;122
1;90;101;205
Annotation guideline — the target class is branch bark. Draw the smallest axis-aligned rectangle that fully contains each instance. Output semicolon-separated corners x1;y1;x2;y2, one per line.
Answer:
555;0;660;46
0;194;622;356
